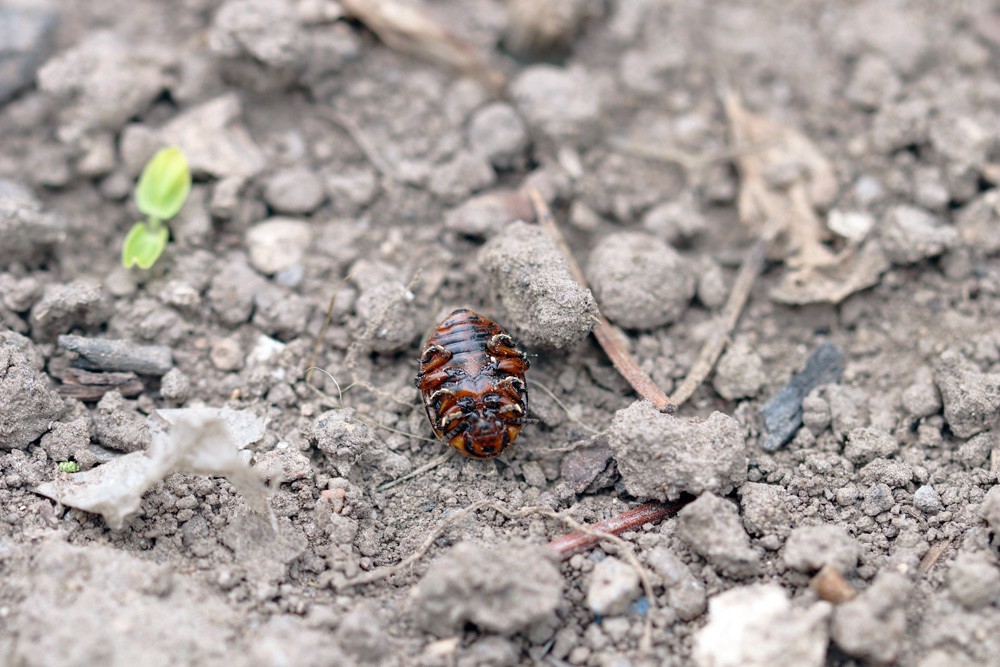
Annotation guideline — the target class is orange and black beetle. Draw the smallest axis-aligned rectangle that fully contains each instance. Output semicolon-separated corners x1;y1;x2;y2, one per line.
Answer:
414;308;529;458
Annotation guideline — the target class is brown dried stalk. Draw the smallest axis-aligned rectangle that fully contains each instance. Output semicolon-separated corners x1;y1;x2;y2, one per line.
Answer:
528;188;675;414
340;0;504;91
668;232;771;407
547;499;688;559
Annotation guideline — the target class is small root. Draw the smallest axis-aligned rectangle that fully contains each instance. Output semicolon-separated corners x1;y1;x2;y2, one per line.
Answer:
377;451;455;492
527;378;599;435
335;499;667;655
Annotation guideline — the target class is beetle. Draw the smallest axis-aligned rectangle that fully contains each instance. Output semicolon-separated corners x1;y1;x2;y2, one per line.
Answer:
414;308;529;458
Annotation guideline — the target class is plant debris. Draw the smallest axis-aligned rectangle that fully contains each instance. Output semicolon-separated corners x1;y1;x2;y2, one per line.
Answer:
35;408;270;529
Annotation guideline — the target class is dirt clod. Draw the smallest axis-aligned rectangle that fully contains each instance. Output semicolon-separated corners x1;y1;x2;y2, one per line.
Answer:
677;493;760;579
608;401;746;501
0;337;65;449
693;583;830;667
29;279;110;341
935;350;1000;439
587;231;694;330
878;205;959;265
831;571;911;664
783;524;860;573
410;542;562;637
713;339;767;400
479;220;598;350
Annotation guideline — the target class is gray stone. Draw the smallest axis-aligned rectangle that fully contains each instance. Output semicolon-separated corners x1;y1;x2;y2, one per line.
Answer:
443;190;530;237
510;65;602;147
427;151;495;204
159;368;191;403
608;401;747;502
913;485;943;514
861;482;894;516
208;260;266;326
648;547;706;621
713;340;766;400
468;103;529;170
901;367;942;418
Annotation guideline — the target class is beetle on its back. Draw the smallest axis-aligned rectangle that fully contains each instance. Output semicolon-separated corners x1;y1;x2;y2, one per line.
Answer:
415;308;529;458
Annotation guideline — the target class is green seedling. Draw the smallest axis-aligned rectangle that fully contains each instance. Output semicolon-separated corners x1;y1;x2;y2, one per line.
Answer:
58;461;81;473
122;146;191;270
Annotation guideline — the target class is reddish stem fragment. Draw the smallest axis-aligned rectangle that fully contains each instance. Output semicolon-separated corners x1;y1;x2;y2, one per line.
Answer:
547;499;688;560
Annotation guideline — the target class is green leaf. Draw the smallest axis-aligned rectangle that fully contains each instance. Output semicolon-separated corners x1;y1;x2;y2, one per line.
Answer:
122;221;169;270
135;146;191;220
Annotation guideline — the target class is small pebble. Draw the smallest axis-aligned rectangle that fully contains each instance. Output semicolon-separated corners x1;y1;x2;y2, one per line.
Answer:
913;485;943;514
861;483;894;516
246;217;313;275
210;337;244;371
587;557;639;617
713;340;766;400
467;102;529;170
263;167;325;214
159;368;191;403
878;205;958;265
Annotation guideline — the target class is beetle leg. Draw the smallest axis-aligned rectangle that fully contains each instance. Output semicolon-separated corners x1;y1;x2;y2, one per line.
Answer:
439;408;464;431
497;376;526;391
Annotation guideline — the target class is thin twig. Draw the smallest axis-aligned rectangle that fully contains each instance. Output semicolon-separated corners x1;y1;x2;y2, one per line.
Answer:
547;500;688;559
528;188;675;414
319;109;398;184
378;451;455;492
919;538;954;575
307;274;352;386
336;499;666;655
668;230;773;407
527;378;599;435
